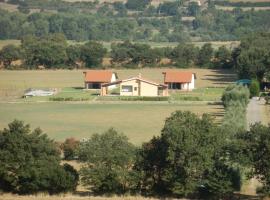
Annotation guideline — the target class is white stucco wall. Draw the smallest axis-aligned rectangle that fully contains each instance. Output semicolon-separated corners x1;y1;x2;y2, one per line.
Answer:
181;74;195;91
108;73;117;89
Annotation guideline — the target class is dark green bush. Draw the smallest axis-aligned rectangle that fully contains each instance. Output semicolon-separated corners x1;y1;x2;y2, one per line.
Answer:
249;79;260;97
0;120;79;194
49;97;90;101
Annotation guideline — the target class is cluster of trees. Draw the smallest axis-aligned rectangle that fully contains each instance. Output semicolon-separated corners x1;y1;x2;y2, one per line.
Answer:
0;34;107;68
232;33;270;82
0;34;233;69
169;43;232;68
112;41;233;68
0;120;78;194
1;33;270;76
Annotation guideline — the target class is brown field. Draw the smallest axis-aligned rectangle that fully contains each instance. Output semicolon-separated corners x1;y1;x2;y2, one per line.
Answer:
216;5;270;10
0;2;18;12
0;40;21;50
0;40;240;52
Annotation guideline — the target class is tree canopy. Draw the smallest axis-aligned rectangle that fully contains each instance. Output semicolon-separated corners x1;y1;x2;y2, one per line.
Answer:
0;120;78;194
78;128;138;194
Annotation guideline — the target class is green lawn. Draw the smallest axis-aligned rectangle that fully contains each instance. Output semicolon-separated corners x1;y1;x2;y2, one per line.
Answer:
170;87;225;101
0;102;223;145
0;69;236;101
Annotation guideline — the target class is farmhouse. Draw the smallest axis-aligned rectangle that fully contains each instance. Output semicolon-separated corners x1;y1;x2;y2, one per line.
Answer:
163;71;196;91
101;74;168;97
83;70;118;90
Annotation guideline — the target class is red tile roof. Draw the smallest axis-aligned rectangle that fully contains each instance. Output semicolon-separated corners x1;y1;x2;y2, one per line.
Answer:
83;70;114;83
163;71;194;83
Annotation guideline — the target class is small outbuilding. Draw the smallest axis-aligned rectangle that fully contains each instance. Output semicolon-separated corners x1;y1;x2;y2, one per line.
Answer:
83;70;118;90
101;74;168;97
163;71;196;91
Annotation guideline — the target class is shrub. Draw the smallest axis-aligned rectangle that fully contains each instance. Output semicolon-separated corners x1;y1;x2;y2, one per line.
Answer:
98;96;169;101
249;79;260;97
221;84;250;107
222;100;247;137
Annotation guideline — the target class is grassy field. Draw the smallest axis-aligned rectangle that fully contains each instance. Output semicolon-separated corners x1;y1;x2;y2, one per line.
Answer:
0;102;223;145
0;68;233;144
0;68;236;101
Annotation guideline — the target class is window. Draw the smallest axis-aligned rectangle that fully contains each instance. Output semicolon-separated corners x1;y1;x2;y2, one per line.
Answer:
169;83;181;90
91;83;101;89
121;85;133;92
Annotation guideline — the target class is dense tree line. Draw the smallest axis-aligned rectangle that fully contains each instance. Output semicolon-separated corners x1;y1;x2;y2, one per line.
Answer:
1;33;270;75
232;33;270;82
1;1;270;42
0;34;107;69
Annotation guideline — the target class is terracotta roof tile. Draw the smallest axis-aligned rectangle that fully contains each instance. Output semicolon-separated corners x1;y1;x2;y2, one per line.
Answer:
83;70;114;83
163;71;194;83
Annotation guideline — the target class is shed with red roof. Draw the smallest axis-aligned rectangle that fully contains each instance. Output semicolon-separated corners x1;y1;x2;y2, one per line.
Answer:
163;71;196;91
83;70;118;90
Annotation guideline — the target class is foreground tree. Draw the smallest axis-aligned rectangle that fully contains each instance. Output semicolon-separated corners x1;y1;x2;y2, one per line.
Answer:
78;128;138;194
135;111;239;198
237;123;270;195
0;120;78;194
